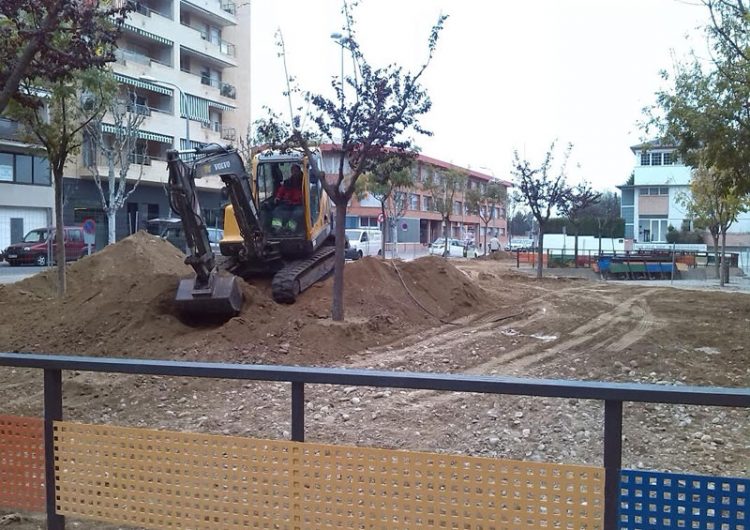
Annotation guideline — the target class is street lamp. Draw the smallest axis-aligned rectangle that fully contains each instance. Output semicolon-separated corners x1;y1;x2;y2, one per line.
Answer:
138;75;189;146
330;32;346;94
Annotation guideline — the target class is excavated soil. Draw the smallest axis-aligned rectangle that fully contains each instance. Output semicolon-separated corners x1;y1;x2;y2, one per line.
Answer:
1;235;749;530
0;232;487;363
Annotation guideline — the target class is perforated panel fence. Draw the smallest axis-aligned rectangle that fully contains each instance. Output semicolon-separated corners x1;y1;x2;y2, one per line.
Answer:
0;415;45;512
53;421;604;530
619;469;749;530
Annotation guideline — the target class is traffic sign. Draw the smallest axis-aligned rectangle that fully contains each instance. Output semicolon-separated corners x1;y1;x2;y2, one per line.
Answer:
401;222;408;232
377;213;385;223
82;218;96;247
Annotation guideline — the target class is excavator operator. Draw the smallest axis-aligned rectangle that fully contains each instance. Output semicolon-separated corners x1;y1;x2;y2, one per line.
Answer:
271;164;304;233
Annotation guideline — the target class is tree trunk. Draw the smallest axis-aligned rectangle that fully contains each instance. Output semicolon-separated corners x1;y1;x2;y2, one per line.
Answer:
574;229;579;268
380;202;386;259
536;229;544;279
107;209;116;245
720;230;728;286
332;204;347;321
108;167;117;244
443;217;449;257
712;233;720;279
484;222;488;255
54;169;66;298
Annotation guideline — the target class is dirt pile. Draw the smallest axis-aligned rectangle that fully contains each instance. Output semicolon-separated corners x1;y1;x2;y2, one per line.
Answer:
0;232;192;356
0;234;489;363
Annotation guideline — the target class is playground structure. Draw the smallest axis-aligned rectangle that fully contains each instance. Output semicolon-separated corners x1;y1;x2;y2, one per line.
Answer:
514;248;742;281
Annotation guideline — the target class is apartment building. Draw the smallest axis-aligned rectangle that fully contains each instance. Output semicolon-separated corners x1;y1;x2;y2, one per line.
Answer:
63;0;250;248
618;141;750;248
320;146;510;247
0;117;53;251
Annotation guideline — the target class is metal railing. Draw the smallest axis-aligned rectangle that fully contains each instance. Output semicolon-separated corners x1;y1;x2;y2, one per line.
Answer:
0;352;747;530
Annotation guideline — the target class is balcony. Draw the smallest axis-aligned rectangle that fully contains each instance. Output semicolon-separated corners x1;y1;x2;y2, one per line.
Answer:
128;1;173;20
201;122;235;140
180;68;237;100
180;0;237;27
177;24;238;68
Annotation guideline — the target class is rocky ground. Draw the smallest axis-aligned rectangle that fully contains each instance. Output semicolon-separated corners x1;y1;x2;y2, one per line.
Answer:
0;236;748;529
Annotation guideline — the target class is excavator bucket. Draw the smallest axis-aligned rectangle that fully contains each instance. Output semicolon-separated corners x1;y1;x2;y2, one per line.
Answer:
175;273;244;321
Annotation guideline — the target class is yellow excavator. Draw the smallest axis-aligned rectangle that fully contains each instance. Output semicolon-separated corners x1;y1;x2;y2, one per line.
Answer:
165;144;336;320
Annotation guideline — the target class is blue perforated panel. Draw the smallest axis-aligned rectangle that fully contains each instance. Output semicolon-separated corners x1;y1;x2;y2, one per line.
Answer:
619;469;749;530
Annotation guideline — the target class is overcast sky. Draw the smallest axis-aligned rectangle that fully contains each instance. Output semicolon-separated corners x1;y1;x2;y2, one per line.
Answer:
247;0;708;191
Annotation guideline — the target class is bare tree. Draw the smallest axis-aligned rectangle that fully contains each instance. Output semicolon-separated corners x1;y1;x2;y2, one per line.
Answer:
363;156;415;258
560;182;600;267
423;168;468;255
512;142;573;279
85;91;147;245
7;69;115;296
287;3;447;321
465;180;507;255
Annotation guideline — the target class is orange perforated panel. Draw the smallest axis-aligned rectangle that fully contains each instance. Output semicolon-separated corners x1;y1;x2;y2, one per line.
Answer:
0;415;45;512
54;421;604;530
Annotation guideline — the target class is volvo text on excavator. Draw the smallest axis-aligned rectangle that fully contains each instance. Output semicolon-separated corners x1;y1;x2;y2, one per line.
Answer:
165;144;336;320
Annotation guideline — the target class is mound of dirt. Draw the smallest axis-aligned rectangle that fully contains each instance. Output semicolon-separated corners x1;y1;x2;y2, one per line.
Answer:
0;234;489;363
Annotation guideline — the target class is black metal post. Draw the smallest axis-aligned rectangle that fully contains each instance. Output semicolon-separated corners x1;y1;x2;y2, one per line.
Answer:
603;400;623;530
291;381;304;442
43;369;64;530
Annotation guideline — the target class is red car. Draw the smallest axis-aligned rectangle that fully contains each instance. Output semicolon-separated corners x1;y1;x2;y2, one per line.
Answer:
4;226;87;267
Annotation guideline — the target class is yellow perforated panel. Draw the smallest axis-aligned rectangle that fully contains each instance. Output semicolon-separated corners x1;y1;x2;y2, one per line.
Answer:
54;421;604;529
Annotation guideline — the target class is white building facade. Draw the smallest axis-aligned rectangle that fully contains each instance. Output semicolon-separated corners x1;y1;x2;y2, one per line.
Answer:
619;142;750;248
63;0;250;248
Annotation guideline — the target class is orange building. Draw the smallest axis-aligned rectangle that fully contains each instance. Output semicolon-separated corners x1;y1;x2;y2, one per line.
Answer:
319;145;511;248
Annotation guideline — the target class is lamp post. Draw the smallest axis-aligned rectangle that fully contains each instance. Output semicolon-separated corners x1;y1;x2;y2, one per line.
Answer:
138;75;189;147
330;32;345;97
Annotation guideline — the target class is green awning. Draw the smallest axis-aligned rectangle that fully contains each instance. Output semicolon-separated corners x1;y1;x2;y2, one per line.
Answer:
101;124;173;144
207;100;235;111
182;94;209;123
182;94;235;124
123;23;173;46
112;73;173;96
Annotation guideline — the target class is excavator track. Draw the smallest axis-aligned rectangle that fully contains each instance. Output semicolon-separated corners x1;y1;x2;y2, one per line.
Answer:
271;245;336;303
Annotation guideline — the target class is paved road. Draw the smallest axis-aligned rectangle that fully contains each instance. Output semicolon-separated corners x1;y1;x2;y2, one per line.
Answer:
0;262;40;284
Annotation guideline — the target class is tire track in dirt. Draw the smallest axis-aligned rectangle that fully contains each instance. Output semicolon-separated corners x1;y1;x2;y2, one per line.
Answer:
357;289;659;414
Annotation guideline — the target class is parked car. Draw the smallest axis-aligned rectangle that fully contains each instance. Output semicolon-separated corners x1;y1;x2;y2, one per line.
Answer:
345;229;382;260
4;226;86;266
160;223;224;255
429;238;479;258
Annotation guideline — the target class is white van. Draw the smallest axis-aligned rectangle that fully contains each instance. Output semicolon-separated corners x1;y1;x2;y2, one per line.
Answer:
345;229;382;259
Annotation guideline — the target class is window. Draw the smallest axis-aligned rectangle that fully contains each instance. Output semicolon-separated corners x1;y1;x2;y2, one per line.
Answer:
34;155;50;184
0;153;12;182
640;152;650;166
0;152;51;185
651;152;662;166
360;216;379;228
453;201;462;215
409;194;419;210
659;187;669;195
15;155;32;184
423;196;433;211
663;151;673;165
147;204;159;220
68;229;83;242
638;218;669;242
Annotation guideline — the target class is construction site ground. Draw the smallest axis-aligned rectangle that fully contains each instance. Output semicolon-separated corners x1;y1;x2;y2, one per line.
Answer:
0;234;748;529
